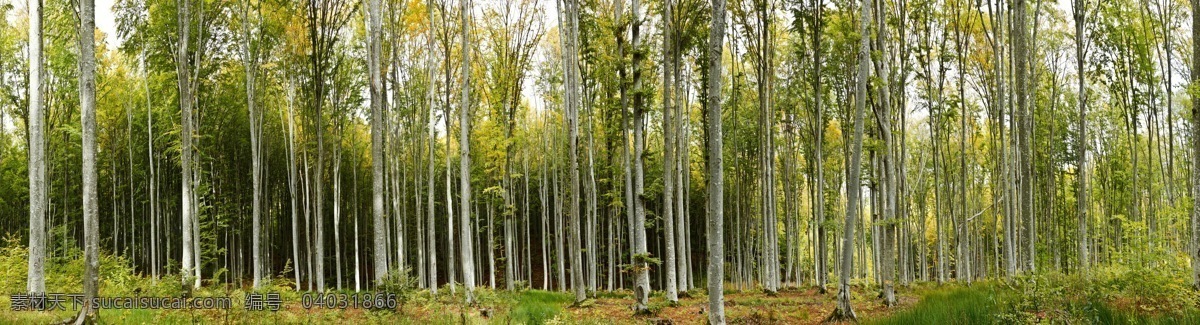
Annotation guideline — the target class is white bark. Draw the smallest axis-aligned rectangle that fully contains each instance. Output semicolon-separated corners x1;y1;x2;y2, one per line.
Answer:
77;0;100;320
831;0;870;320
426;0;439;294
705;0;727;320
662;0;678;303
626;0;650;310
239;0;265;289
26;0;46;294
176;0;197;289
370;0;388;286
459;0;478;303
1190;0;1200;289
558;0;587;304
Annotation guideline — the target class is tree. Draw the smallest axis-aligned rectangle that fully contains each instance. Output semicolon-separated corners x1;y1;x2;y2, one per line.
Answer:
1015;0;1033;275
705;0;727;320
828;0;870;320
306;0;355;292
809;0;827;294
874;0;897;304
627;0;651;310
176;0;200;289
1074;0;1089;275
426;0;440;295
76;0;100;320
237;0;267;289
26;0;46;295
459;0;478;304
1191;0;1200;289
662;0;679;303
561;0;587;304
370;0;387;286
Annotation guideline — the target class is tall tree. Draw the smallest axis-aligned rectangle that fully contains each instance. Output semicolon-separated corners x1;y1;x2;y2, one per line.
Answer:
1015;0;1034;274
828;0;870;320
26;0;46;295
426;0;440;295
305;0;355;291
238;0;267;289
76;0;100;320
1074;0;1089;275
705;0;727;320
176;0;200;289
809;0;827;293
1190;0;1200;289
370;0;387;286
459;0;478;304
560;0;587;304
874;0;896;305
662;0;679;303
627;0;651;310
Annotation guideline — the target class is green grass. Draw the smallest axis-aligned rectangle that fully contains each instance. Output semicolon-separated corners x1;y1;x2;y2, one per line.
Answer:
1087;301;1200;325
509;290;572;325
869;286;999;325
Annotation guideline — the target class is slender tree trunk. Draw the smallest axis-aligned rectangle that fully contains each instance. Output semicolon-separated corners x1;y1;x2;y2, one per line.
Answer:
426;0;439;294
662;0;679;302
285;78;302;287
1074;0;1089;275
334;126;344;290
459;0;477;303
353;131;362;291
238;0;265;289
1016;0;1035;274
811;0;827;293
77;0;100;320
626;0;651;310
541;137;551;290
830;0;870;320
26;0;46;294
175;0;199;289
370;0;388;285
561;0;587;304
874;0;896;305
705;0;727;320
1190;0;1200;289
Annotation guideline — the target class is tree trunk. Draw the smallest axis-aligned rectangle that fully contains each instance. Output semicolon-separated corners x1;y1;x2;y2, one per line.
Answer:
626;0;651;310
1190;0;1200;290
425;0;439;294
77;0;100;320
705;0;727;320
561;0;587;304
811;0;827;293
829;0;870;320
459;0;477;303
1074;0;1089;275
1016;0;1035;274
370;0;388;285
239;0;265;289
175;0;200;290
662;0;679;302
26;0;46;294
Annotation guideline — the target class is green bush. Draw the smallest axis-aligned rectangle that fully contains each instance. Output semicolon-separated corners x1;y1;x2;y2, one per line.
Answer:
0;236;141;296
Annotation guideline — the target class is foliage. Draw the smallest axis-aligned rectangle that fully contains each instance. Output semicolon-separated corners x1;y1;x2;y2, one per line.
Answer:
510;290;572;325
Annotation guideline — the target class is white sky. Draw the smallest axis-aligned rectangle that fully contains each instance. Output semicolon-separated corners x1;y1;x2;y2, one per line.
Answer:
97;0;118;46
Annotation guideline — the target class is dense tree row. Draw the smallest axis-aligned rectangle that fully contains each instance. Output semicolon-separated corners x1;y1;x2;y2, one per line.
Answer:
2;0;1200;322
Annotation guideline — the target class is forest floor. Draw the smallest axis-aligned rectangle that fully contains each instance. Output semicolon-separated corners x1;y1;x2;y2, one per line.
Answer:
2;244;1199;325
2;280;1199;324
0;284;920;324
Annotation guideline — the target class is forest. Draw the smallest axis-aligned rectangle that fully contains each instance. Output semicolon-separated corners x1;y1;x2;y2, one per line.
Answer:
2;0;1200;323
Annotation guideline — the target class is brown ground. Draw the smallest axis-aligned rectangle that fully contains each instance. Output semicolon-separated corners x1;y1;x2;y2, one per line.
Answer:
561;287;920;325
